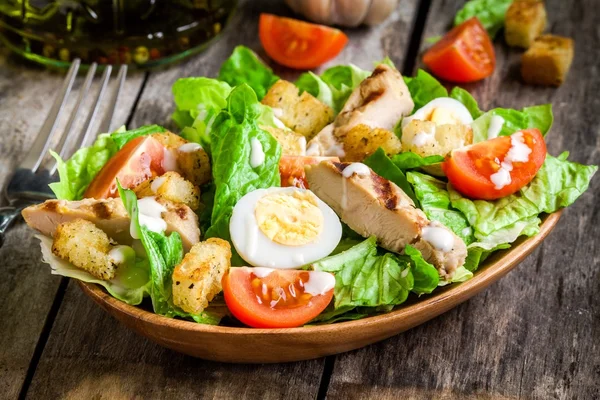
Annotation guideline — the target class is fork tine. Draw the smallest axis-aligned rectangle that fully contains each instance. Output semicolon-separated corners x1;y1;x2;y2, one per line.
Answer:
98;64;127;134
79;65;112;149
19;59;81;172
48;63;98;174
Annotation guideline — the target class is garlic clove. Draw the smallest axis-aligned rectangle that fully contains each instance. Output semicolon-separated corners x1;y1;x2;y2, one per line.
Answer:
363;0;399;26
332;0;371;27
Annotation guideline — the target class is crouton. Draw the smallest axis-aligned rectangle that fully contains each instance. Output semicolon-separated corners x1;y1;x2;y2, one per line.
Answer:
52;219;116;280
261;125;306;156
134;172;200;210
152;131;212;186
342;124;402;162
504;0;547;48
261;80;334;140
401;120;472;158
172;238;232;314
522;35;574;86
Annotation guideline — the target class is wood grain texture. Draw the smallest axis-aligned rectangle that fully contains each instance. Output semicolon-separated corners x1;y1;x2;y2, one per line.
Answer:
325;0;600;399
22;0;419;397
0;49;144;399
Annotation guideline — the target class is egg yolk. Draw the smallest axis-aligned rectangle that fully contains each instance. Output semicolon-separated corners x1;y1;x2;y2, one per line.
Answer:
429;107;462;125
254;190;323;246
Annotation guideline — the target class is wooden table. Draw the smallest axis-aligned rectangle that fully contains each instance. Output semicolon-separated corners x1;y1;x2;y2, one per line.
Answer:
1;0;598;398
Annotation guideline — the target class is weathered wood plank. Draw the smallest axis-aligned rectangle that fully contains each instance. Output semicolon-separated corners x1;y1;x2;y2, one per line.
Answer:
24;0;419;398
326;0;600;399
0;49;145;399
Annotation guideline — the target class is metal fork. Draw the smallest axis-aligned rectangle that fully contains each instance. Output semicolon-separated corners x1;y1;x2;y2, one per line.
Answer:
0;59;128;247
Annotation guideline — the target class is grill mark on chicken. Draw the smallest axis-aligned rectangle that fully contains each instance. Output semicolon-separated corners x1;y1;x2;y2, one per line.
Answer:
332;162;349;173
371;173;398;210
175;206;187;219
92;202;112;219
362;89;385;106
42;201;58;213
370;65;387;77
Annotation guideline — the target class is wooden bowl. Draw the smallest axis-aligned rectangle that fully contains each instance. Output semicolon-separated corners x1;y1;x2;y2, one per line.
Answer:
79;212;562;363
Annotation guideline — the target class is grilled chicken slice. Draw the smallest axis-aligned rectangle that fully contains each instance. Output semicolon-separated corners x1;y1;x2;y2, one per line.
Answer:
307;64;414;159
305;161;467;279
22;197;200;251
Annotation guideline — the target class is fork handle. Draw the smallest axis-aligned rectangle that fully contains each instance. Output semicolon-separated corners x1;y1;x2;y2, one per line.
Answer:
0;206;24;248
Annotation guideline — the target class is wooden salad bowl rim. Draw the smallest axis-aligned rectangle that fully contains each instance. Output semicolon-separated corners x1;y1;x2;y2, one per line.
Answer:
79;211;562;362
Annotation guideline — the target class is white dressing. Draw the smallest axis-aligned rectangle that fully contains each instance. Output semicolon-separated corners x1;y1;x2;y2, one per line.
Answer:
274;117;286;129
487;115;505;139
252;267;274;278
303;271;336;296
412;126;436;147
150;176;167;193
306;142;320;156
272;107;284;118
461;227;472;237
299;136;307;155
422;224;454;252
342;163;371;178
196;104;208;121
250;137;265;168
490;132;532;190
108;245;135;265
178;142;202;153
131;197;167;239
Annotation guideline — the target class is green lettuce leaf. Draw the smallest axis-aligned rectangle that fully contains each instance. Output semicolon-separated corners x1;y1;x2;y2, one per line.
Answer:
391;152;445;171
471;104;553;143
118;184;221;324
454;0;513;38
218;46;279;100
403;69;448;111
37;235;150;305
440;266;474;285
449;87;483;119
404;245;439;294
407;171;473;244
296;64;371;113
206;84;282;264
49;125;166;200
311;236;413;310
363;148;418;204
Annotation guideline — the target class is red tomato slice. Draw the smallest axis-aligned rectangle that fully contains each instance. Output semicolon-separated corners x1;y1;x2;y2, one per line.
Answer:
443;128;547;200
259;14;348;70
84;136;169;199
423;17;495;83
280;156;340;188
222;267;334;328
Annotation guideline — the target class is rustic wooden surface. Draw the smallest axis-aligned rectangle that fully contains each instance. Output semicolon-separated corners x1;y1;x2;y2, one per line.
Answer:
0;0;597;399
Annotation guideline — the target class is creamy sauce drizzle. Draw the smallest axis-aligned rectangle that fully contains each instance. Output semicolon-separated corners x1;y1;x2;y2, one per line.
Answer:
342;163;371;178
250;137;265;168
108;245;135;265
272;107;284;118
150;176;166;193
422;224;454;252
131;197;167;239
274;117;286;129
412;126;436;147
487;115;505;139
178;142;202;153
303;271;336;296
489;132;532;190
252;267;274;278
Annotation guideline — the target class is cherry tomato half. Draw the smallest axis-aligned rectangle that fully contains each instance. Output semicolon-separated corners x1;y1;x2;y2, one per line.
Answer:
222;267;334;328
259;14;348;70
443;128;547;200
423;17;495;83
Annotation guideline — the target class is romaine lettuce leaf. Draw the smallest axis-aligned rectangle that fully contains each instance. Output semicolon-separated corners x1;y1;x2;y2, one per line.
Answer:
407;171;473;244
403;69;448;111
118;184;221;324
296;64;371;113
391;152;445;171
363;148;418;204
454;0;513;38
37;235;150;305
218;46;279;100
449;87;483;119
311;236;413;310
206;84;282;264
50;125;166;200
471;104;553;143
403;245;439;294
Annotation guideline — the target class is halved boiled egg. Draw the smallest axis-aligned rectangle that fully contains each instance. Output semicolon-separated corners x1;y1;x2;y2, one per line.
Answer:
401;97;473;128
229;187;342;269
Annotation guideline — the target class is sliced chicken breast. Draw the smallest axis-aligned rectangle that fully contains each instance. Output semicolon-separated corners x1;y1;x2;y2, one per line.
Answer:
307;64;414;158
22;197;200;251
305;161;467;279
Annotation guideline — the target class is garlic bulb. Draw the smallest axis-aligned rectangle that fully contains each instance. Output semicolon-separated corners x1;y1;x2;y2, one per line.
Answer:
285;0;399;27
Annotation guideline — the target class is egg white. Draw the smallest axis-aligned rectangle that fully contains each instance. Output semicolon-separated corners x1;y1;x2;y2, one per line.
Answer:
229;187;342;269
401;97;473;128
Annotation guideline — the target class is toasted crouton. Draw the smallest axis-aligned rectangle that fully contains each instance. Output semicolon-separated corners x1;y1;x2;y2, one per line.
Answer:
521;34;574;86
172;238;232;314
261;125;306;156
152;131;212;186
261;80;334;140
134;172;200;210
401;120;473;158
342;124;402;162
505;0;547;48
52;219;116;280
